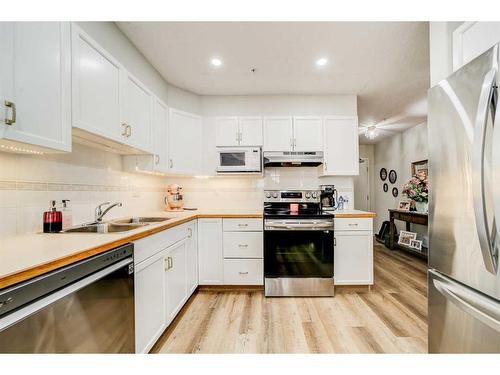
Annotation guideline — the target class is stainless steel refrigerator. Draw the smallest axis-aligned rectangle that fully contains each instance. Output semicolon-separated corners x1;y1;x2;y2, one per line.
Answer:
428;43;500;353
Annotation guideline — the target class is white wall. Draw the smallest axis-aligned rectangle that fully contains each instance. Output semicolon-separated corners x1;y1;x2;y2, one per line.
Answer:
429;22;463;86
373;122;428;240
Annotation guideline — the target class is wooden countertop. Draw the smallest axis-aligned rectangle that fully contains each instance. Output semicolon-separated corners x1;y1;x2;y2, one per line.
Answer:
334;210;377;218
0;210;262;290
0;209;375;289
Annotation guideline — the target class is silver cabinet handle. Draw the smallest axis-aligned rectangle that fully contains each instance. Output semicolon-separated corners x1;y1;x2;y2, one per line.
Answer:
164;258;169;271
167;257;173;270
348;223;359;226
188;228;192;238
334;237;337;246
127;125;132;137
238;223;248;227
433;275;500;333
238;244;248;248
155;154;160;164
169;159;173;168
473;63;499;274
4;101;16;125
121;123;128;136
238;271;249;275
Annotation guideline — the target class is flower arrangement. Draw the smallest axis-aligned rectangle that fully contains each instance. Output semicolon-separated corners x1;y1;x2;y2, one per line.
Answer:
402;171;428;203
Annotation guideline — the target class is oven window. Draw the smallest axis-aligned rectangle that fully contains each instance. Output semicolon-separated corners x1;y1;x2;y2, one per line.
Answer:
264;230;334;277
220;152;245;166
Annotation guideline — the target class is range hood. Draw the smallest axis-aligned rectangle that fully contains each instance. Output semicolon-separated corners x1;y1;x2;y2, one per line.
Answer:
263;151;324;167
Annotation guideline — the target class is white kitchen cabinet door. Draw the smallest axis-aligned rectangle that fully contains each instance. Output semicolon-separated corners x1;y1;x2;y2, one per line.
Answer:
152;98;169;172
71;23;123;145
263;116;293;151
165;238;188;324
323;116;359;175
239;116;263;146
293;117;323;151
121;72;153;153
168;108;202;175
334;231;373;285
215;116;239;146
0;22;71;152
186;221;199;295
134;249;167;354
453;22;500;71
198;218;223;285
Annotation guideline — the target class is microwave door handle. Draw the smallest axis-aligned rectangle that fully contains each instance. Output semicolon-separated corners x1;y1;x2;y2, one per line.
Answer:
473;66;499;274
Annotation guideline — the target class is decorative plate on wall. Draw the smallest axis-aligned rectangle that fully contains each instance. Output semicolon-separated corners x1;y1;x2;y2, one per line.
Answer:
389;170;397;184
392;187;399;197
380;168;387;181
383;183;388;192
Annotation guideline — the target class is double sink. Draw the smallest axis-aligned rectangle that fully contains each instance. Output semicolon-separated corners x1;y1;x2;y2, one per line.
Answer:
62;217;170;234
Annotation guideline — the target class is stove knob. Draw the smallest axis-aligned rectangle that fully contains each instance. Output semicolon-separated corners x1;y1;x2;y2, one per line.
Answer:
265;192;271;198
312;192;318;199
305;192;311;199
272;192;278;198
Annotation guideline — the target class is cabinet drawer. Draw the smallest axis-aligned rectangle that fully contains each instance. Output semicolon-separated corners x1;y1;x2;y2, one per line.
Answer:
223;259;263;285
223;218;262;232
334;218;372;231
134;221;191;264
224;232;263;258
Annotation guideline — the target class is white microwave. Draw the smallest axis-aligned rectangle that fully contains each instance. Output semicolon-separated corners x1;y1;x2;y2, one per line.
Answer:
216;147;262;173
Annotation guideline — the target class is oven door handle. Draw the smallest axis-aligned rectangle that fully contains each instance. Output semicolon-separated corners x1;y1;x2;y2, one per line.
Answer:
265;222;334;230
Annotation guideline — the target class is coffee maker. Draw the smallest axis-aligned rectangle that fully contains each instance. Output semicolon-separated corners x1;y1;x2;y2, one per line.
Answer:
320;185;338;211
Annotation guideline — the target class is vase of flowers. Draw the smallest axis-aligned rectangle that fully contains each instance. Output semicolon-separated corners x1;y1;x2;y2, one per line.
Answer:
402;171;429;212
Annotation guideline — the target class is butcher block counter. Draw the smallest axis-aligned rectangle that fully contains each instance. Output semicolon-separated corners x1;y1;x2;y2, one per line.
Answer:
0;210;262;289
0;209;375;290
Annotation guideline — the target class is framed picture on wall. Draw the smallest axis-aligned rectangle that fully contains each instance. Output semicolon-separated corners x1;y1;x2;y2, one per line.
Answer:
412;159;428;177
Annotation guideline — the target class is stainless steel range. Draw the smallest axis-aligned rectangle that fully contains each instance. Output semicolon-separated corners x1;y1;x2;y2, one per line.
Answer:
263;189;334;297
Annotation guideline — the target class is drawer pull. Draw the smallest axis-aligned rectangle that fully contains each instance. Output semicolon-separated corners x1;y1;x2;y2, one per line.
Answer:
238;244;248;248
348;223;359;226
238;223;248;227
238;271;249;275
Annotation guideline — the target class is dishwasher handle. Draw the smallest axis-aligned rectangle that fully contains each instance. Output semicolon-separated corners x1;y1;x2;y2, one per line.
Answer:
0;257;132;332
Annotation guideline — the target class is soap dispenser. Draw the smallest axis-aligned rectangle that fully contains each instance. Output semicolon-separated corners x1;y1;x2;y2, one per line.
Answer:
61;199;72;230
43;200;62;233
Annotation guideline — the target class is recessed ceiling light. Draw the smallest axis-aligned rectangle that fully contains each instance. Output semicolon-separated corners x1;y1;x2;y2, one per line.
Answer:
316;57;328;66
211;58;222;67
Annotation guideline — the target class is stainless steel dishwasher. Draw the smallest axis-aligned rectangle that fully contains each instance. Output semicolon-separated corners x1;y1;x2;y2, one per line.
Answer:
0;243;135;353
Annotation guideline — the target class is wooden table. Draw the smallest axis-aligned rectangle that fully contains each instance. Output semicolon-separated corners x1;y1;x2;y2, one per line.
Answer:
388;209;428;258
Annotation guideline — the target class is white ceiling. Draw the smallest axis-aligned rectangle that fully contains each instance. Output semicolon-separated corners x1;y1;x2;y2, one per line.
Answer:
116;22;429;144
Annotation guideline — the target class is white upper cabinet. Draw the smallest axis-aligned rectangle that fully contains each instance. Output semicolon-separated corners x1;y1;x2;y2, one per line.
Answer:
168;108;202;175
263;116;293;151
239;116;263;146
215;116;239;146
322;116;359;176
215;116;263;146
293;116;323;151
71;24;122;144
120;72;153;153
72;23;152;154
453;22;500;71
0;22;71;152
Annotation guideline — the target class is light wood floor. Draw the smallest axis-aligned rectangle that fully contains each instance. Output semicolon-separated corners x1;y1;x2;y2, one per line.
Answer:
152;244;428;354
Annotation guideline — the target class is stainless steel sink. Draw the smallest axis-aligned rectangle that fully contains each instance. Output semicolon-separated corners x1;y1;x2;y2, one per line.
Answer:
112;217;170;224
62;222;148;233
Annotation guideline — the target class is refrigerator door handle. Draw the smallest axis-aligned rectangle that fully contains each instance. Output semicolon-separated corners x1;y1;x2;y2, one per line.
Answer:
473;65;499;274
433;276;500;334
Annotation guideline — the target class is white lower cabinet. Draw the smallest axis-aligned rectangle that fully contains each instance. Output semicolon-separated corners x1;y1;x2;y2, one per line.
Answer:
334;218;373;285
134;220;197;353
165;238;188;324
186;221;198;295
197;218;224;285
134;249;167;354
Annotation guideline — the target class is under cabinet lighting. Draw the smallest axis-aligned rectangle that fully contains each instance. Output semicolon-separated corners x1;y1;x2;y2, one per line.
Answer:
0;144;44;155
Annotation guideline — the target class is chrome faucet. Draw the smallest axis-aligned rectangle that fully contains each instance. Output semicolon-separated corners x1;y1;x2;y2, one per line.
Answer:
95;202;122;222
